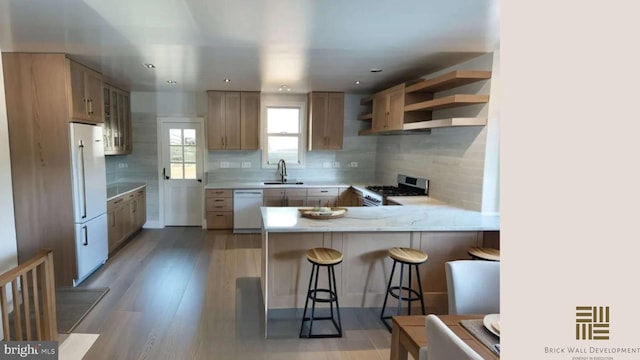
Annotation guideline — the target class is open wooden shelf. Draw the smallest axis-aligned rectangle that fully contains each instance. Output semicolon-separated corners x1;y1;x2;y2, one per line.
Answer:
405;94;489;112
359;95;373;105
405;70;491;94
402;118;487;130
358;113;372;121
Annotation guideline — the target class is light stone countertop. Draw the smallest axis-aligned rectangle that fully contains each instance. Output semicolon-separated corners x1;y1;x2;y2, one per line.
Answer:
261;205;500;232
205;181;359;189
385;196;447;206
107;182;146;201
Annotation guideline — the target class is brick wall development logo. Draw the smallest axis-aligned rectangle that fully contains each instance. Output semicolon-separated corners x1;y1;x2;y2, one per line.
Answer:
576;306;610;340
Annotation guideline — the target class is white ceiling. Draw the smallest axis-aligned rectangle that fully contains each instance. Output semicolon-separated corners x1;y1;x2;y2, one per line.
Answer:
0;0;500;94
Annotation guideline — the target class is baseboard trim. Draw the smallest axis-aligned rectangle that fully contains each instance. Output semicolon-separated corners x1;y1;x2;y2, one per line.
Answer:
142;221;163;229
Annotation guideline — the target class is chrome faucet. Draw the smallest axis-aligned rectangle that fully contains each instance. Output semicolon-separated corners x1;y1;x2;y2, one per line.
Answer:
277;159;287;183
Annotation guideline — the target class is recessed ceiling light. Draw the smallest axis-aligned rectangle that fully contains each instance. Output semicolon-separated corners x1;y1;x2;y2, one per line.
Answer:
144;63;156;69
355;80;361;85
224;78;230;83
370;68;382;73
166;80;177;84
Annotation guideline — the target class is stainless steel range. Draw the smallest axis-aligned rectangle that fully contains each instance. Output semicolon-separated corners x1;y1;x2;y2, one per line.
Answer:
361;174;429;206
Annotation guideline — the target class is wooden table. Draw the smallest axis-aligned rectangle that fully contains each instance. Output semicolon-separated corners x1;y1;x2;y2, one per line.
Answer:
391;314;499;360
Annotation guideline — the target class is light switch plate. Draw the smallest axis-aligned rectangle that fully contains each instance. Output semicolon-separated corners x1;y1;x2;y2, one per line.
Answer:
242;161;251;168
348;162;358;168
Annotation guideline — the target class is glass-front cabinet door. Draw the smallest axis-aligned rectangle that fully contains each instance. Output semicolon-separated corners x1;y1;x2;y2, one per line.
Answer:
103;84;132;155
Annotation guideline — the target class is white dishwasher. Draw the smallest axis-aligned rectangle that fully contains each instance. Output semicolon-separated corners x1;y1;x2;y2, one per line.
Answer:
233;189;264;233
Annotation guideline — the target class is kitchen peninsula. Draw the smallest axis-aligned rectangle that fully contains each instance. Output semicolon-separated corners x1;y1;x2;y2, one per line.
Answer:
260;204;500;337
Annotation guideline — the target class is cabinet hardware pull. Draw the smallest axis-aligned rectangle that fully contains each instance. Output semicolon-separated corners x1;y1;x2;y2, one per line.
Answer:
82;226;88;246
221;136;224;146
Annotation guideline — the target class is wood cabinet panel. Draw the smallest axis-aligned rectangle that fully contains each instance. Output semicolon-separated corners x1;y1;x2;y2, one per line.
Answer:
106;187;146;255
241;91;260;149
308;92;344;150
205;188;233;229
66;59;104;124
206;189;233;198
3;53;77;286
207;91;260;150
267;233;326;308
305;196;336;208
207;91;226;150
206;197;233;211
224;92;241;149
207;212;233;229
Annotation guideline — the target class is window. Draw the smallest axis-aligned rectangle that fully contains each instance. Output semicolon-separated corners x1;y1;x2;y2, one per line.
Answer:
262;102;306;167
169;128;197;179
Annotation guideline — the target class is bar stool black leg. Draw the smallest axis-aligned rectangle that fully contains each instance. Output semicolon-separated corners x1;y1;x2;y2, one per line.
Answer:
414;264;426;315
330;265;342;336
300;263;316;337
407;264;413;315
380;260;397;328
396;262;404;318
308;263;320;336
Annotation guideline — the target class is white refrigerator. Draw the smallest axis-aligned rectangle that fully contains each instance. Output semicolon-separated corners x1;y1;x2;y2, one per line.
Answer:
69;122;109;286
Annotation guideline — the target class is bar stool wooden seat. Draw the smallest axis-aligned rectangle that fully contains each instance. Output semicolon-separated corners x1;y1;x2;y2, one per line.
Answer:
380;247;428;331
300;247;343;338
467;247;500;261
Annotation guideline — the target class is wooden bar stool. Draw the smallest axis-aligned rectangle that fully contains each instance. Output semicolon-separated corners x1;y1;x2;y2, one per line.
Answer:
380;247;428;331
467;247;500;261
300;247;343;338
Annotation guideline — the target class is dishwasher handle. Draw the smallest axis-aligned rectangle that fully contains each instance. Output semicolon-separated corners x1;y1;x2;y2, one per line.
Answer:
234;190;264;196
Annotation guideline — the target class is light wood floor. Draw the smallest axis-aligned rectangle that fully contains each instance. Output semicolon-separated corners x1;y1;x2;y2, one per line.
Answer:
74;227;395;359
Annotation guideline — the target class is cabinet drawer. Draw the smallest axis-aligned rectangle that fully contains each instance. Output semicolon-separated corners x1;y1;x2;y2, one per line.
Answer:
207;211;233;229
206;197;233;211
307;188;338;197
285;188;307;197
107;196;125;210
264;188;286;197
206;189;232;198
306;196;337;208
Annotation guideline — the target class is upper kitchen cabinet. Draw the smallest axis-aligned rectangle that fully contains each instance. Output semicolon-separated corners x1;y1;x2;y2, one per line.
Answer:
207;91;260;150
240;92;261;150
103;83;132;155
67;59;104;124
308;92;344;150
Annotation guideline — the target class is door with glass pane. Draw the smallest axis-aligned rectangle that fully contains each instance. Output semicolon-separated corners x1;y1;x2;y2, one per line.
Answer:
161;119;204;226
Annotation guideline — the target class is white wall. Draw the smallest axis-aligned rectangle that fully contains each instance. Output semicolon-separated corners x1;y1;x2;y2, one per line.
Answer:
0;48;19;339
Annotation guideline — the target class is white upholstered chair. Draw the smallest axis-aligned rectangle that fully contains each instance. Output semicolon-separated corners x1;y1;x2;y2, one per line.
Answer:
445;260;500;315
418;314;483;360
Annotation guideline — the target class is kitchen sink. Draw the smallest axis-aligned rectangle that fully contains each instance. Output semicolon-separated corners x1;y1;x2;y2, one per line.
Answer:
263;181;304;185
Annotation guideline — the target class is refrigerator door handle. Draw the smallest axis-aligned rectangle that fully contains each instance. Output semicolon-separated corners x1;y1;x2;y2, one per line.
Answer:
79;140;87;219
82;225;88;246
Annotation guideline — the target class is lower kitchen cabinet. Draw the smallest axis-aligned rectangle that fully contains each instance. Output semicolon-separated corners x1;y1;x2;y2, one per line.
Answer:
206;189;233;229
107;186;146;254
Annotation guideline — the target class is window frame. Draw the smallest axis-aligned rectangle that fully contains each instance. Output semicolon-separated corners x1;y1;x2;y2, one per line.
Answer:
261;99;307;168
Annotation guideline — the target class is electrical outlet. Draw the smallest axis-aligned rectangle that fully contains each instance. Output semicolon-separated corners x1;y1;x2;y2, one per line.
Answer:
333;162;340;168
349;162;358;168
322;162;332;168
220;161;229;168
118;163;126;168
242;161;251;168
